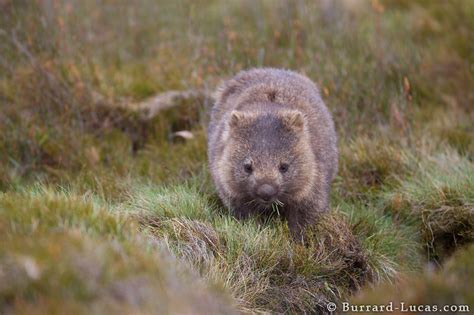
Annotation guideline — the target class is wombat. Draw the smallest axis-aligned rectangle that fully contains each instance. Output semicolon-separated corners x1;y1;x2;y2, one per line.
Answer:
208;68;338;240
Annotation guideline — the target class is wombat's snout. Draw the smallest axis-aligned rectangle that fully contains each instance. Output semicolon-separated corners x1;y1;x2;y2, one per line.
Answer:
256;184;277;202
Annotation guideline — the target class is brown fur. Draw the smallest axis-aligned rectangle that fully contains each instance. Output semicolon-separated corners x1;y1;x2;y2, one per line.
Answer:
208;68;338;240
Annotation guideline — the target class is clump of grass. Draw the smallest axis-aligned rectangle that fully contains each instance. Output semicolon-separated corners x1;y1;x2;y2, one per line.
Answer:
0;190;237;315
336;137;413;201
0;188;133;238
122;182;404;314
121;181;217;221
338;200;423;275
352;244;474;313
428;108;474;159
384;152;474;262
442;126;474;158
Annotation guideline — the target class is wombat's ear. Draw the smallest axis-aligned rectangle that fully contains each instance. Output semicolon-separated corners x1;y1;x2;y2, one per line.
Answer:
280;110;305;132
229;110;252;128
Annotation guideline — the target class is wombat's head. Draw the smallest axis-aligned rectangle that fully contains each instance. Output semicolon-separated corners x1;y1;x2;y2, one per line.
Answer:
219;108;316;207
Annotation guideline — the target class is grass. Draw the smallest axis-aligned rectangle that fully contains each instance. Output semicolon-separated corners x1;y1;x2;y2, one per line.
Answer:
0;0;473;313
384;152;474;263
123;183;410;313
351;244;474;314
0;190;236;315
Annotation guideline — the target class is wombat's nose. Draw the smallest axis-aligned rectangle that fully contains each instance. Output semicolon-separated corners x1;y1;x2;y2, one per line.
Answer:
256;184;276;202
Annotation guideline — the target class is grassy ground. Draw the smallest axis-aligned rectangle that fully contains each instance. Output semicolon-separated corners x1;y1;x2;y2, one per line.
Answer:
0;0;473;314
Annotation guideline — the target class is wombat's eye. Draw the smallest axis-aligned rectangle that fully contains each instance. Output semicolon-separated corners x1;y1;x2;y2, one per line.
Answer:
243;163;253;174
279;163;289;173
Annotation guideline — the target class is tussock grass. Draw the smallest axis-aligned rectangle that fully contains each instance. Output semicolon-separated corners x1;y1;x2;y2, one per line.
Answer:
336;137;414;201
338;201;422;275
385;152;474;262
118;182;413;313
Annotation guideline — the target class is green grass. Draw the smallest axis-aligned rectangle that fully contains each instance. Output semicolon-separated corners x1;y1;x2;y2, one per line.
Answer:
0;0;473;313
384;152;474;263
121;182;411;312
0;190;236;314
